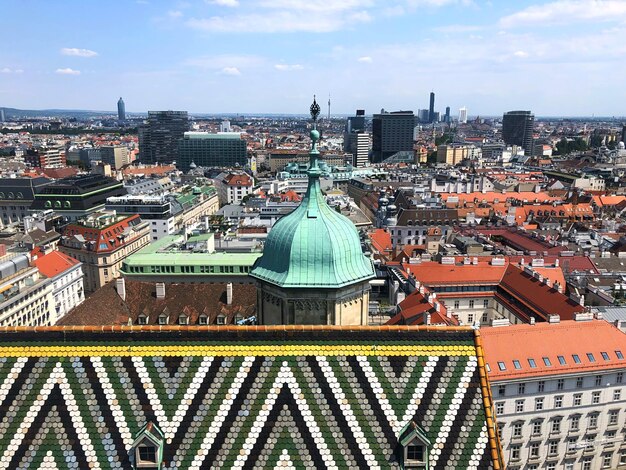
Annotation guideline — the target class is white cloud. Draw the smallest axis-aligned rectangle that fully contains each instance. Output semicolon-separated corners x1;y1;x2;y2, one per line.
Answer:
60;48;98;58
357;56;373;63
188;0;372;33
499;0;626;28
1;67;23;74
55;68;81;75
220;67;241;75
168;10;183;18
513;50;529;58
274;63;304;71
185;54;265;70
208;0;239;6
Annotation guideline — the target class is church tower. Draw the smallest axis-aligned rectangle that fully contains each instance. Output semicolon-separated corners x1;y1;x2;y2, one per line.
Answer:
251;97;374;325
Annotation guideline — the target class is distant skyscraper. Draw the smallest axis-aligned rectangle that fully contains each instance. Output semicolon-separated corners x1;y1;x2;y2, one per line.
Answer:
0;108;5;123
138;111;189;164
343;109;366;154
459;107;468;124
445;106;451;123
622;124;626;144
117;97;125;121
502;110;535;156
371;111;415;163
429;92;435;123
418;109;430;123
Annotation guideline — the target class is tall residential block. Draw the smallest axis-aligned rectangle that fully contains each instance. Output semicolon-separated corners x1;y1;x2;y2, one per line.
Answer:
100;146;130;169
502;110;535;156
138;111;189;164
371;111;415;163
177;132;247;172
343;109;366;154
352;132;370;168
459;107;468;124
117;97;125;121
428;92;435;123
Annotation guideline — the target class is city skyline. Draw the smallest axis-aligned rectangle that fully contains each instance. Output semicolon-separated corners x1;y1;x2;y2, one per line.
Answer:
1;0;626;115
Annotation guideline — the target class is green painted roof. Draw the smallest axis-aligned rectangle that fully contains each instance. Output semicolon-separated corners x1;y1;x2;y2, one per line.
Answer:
251;127;374;288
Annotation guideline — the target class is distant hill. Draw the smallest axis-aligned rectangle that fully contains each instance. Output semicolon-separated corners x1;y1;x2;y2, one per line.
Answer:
0;107;114;119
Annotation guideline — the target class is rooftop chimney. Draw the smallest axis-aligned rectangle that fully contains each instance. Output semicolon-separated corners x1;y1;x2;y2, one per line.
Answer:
226;282;233;305
425;313;431;325
530;316;536;325
548;314;560;324
156;282;165;300
116;277;126;301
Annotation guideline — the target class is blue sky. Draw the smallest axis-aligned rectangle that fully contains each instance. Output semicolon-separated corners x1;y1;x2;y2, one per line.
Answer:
1;0;626;116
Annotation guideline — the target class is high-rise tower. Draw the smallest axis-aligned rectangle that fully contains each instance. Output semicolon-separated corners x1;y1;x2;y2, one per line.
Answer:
251;96;374;325
117;97;126;121
371;111;415;163
429;92;435;123
138;111;189;164
502;110;535;156
459;107;468;124
445;106;451;124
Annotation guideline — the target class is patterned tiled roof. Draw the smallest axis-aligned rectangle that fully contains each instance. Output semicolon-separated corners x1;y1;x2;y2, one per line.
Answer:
0;326;502;469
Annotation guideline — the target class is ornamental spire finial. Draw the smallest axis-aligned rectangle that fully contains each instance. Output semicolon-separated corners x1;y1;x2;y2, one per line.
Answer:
310;95;320;125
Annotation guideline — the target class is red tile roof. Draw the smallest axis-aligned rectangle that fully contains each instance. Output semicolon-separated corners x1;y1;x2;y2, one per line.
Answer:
63;214;143;253
481;320;626;381
402;261;508;286
33;250;80;278
224;173;253;186
498;264;584;321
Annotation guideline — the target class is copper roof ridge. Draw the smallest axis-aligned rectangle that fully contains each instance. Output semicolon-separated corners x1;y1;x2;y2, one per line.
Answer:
0;325;475;334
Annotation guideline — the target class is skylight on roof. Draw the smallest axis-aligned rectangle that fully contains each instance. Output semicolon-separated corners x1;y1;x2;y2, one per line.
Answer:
486;363;491;372
557;356;566;365
528;358;537;368
543;357;552;366
617;350;624;360
498;361;507;371
572;354;581;364
601;352;610;361
513;360;521;370
587;353;596;363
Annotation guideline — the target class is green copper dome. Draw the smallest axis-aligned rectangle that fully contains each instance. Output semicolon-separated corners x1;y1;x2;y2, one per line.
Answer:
250;97;374;289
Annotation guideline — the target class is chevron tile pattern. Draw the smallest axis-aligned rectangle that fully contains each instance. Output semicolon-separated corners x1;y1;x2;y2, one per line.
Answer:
0;328;498;469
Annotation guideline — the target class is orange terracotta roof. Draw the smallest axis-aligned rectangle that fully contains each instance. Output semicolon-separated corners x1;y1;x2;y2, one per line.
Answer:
592;195;626;207
369;229;392;254
403;261;507;286
441;192;560;204
481;320;626;381
33;250;80;278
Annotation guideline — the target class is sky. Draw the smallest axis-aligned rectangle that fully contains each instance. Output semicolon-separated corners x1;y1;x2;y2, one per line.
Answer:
1;0;626;116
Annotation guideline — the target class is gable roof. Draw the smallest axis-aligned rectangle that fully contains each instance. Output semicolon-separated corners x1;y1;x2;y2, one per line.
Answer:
481;320;626;381
0;326;503;470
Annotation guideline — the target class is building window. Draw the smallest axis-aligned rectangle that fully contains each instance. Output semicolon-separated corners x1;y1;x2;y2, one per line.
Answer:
543;357;552;366
582;459;592;470
557;355;566;365
546;463;556;470
498;385;505;397
570;415;580;431
518;383;525;394
551;417;561;434
498;362;507;371
468;313;474;323
528;358;537;368
617;372;623;384
603;454;613;468
601;352;610;361
483;299;488;308
609;409;619;425
512;422;523;438
576;377;583;388
573;393;582;406
537;380;545;392
595;375;602;386
531;420;542;435
621;450;626;465
535;397;544;411
469;300;474;309
592;391;601;405
529;442;540;458
589;413;598;428
510;444;520;460
406;444;424;462
198;315;207;325
216;315;226;325
572;354;581;364
557;379;564;390
613;389;621;401
496;402;504;415
454;300;460;309
616;350;624;360
587;353;596;363
138;445;157;464
515;399;524;413
548;440;558;455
